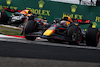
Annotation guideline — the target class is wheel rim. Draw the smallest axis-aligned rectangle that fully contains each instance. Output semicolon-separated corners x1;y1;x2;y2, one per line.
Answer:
76;28;82;43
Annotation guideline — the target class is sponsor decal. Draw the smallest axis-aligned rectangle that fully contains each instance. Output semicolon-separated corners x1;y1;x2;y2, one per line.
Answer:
92;22;97;28
63;5;83;20
0;5;18;11
6;0;12;5
71;5;77;13
95;16;100;22
38;0;45;9
26;0;50;19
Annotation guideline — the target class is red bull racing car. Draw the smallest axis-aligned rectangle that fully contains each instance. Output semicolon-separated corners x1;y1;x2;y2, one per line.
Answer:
41;16;99;47
23;16;51;40
21;12;99;47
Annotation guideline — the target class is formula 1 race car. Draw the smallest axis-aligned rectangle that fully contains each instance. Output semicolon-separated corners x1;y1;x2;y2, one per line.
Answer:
0;8;51;40
7;12;26;27
0;8;34;27
23;17;51;41
41;16;99;47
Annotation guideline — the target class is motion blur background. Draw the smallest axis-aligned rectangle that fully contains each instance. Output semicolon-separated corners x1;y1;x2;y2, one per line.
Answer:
0;0;100;29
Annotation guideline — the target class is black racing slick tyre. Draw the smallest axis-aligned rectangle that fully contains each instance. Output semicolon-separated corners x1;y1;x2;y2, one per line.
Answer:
25;36;36;41
0;12;8;24
67;25;82;45
24;20;36;41
25;20;36;34
86;27;99;47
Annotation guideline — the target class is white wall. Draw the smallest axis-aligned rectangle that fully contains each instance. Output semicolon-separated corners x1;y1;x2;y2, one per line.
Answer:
50;0;79;4
50;0;97;6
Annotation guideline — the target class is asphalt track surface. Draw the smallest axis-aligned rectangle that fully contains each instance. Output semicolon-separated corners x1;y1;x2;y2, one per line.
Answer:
0;36;100;67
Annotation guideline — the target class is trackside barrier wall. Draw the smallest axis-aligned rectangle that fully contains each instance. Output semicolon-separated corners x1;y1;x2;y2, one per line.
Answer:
0;0;100;29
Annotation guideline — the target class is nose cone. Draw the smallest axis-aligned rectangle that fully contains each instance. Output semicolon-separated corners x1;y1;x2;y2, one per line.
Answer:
43;30;54;36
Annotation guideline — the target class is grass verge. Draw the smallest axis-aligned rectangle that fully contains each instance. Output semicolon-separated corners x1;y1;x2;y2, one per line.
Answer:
0;26;21;35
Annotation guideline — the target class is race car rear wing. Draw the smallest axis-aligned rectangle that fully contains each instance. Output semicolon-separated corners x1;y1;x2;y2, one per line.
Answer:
72;19;92;24
53;18;92;24
62;13;92;24
4;7;21;13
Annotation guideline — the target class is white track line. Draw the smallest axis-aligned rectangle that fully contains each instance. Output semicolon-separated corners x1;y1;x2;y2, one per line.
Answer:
0;34;42;40
0;34;23;39
0;34;100;50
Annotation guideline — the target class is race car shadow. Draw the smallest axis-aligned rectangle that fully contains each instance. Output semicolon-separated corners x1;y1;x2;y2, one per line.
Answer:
37;40;86;47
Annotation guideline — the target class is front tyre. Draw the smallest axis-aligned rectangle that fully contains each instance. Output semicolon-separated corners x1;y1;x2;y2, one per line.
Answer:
67;25;82;45
86;27;99;47
24;20;36;34
24;20;36;41
25;36;36;41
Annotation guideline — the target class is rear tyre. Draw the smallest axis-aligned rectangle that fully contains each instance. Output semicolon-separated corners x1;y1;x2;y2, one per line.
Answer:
0;12;8;24
25;20;36;34
86;27;99;47
24;20;36;41
67;25;82;45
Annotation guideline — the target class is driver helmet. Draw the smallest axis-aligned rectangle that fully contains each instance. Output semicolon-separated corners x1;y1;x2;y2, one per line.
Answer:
62;16;73;22
60;21;67;26
20;9;32;16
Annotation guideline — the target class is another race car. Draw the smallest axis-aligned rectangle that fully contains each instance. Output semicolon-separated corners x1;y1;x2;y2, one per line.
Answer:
0;8;51;40
23;17;51;40
0;8;34;27
41;16;99;47
7;12;26;27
